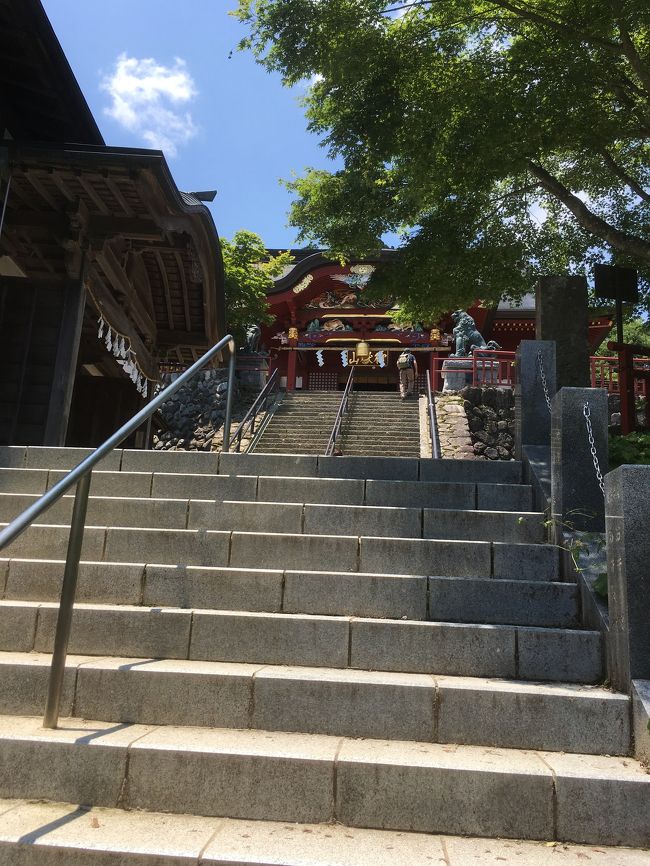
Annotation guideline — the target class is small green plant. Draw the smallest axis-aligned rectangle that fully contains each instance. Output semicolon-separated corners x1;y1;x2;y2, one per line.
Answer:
609;432;650;469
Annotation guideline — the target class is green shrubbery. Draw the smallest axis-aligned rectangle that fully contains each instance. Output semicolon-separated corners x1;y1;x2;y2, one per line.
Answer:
609;432;650;468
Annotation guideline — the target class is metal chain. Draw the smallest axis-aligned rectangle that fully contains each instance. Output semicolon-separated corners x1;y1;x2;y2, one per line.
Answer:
537;349;552;413
583;402;605;496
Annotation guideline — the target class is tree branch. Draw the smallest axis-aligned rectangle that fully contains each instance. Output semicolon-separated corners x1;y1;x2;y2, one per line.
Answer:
527;160;650;262
600;149;650;203
617;20;650;99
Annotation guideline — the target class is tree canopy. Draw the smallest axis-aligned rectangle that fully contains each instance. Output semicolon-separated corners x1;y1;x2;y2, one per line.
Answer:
234;0;650;321
221;230;291;345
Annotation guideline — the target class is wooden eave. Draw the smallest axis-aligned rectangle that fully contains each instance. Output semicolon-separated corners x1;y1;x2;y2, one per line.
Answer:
0;143;225;368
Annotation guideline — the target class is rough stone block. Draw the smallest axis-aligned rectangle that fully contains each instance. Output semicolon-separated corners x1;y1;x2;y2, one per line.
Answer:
0;524;105;562
0;469;48;494
152;472;257;502
103;527;230;567
517;627;602;683
336;739;553;838
120;449;219;474
4;560;143;605
318;456;419;481
0;447;26;468
436;677;629;755
492;542;559;581
365;479;475;510
190;610;349;667
0;715;146;806
126;726;338;822
304;503;420;539
48;469;153;498
360;536;490;577
35;604;192;659
76;658;256;728
606;466;650;691
252;667;435;741
350;619;516;677
193;500;303;534
219;453;318;478
476;483;534;512
0;653;78;717
428;576;578;628
544;750;650;847
632;680;650;765
230;531;358;572
515;340;556;457
551;387;608;533
257;476;364;505
283;571;427;619
419;459;522;484
0;602;38;652
143;564;282;611
25;447;121;471
423;509;545;544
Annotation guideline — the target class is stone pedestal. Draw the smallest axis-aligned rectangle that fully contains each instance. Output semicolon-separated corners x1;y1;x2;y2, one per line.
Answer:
441;359;472;392
515;340;556;459
536;276;590;389
606;465;650;692
551;387;608;534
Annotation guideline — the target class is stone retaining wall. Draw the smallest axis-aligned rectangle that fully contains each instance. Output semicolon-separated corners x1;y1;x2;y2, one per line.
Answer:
461;386;515;460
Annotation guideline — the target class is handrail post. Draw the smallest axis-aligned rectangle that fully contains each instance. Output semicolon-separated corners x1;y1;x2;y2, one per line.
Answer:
43;470;92;729
222;339;236;453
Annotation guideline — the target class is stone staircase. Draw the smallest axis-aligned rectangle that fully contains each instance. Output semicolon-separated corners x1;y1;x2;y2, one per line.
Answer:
0;445;648;864
253;390;342;454
339;391;421;457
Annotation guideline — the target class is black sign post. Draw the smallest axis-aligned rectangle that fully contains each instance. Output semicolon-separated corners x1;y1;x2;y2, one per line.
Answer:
594;264;639;344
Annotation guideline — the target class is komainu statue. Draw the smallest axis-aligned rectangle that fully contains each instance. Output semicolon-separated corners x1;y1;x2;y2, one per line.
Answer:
244;323;261;353
451;310;501;357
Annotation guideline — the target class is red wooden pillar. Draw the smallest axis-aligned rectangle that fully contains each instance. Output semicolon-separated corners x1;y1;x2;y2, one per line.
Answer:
430;352;442;392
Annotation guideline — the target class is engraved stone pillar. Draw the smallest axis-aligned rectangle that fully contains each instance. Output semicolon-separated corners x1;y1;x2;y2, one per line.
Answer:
536;276;590;389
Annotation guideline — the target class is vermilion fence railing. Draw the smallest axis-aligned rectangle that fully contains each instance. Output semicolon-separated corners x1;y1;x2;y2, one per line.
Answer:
590;355;649;397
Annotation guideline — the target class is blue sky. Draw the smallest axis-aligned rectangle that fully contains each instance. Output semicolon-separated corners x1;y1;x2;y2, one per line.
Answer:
41;0;335;248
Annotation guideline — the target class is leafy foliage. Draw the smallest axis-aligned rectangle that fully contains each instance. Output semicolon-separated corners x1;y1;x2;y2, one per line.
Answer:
609;430;650;467
234;0;650;320
595;317;650;353
221;231;292;345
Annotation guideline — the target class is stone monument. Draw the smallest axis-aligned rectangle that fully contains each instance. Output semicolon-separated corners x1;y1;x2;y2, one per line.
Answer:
535;276;590;389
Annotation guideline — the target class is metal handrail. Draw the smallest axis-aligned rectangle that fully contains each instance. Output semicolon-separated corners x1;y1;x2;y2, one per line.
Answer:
228;369;280;453
0;333;237;729
325;367;355;456
426;370;442;460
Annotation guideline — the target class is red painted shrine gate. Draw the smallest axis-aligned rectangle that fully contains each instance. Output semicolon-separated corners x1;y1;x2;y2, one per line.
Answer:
261;253;612;392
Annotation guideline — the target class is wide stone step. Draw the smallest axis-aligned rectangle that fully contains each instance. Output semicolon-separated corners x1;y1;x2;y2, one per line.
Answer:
0;446;523;484
2;800;647;865
207;501;546;544
0;601;602;682
0;653;627;754
0;523;559;581
1;560;578;627
0;715;647;845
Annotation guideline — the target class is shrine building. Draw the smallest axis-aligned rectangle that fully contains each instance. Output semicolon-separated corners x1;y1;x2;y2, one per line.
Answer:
262;250;612;392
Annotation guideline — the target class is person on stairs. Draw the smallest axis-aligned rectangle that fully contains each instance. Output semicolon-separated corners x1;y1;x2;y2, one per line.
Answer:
397;350;417;399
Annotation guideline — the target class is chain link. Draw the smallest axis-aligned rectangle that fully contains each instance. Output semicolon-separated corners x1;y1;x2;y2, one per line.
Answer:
537;349;552;413
583;402;605;496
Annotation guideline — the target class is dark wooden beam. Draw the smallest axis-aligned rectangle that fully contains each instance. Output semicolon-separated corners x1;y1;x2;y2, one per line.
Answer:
174;250;193;332
157;329;208;347
104;176;134;217
87;215;165;243
93;243;157;339
77;174;110;215
24;170;60;211
5;210;69;232
44;263;87;446
154;250;175;331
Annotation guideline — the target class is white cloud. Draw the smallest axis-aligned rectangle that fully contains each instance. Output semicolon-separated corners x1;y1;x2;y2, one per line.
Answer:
101;54;198;157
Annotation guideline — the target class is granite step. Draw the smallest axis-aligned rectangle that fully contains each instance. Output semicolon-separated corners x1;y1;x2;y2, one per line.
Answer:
0;653;627;754
1;559;578;626
0;715;647;845
0;524;559;580
0;601;602;682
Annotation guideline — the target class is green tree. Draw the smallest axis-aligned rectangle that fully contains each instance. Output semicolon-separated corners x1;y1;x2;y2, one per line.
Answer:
234;0;650;321
221;230;292;345
596;317;650;353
